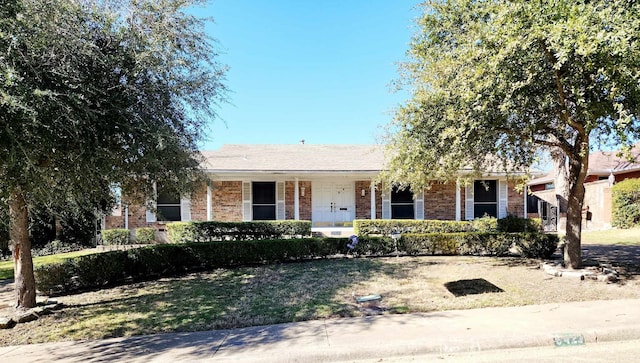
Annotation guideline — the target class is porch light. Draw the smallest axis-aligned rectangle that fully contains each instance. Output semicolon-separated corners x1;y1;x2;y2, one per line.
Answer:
300;186;305;197
361;188;366;197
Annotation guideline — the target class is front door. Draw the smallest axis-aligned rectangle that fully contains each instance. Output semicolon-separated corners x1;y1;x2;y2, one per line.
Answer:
312;182;355;227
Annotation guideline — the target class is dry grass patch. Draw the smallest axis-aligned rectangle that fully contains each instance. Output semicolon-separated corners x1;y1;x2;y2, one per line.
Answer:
1;255;639;347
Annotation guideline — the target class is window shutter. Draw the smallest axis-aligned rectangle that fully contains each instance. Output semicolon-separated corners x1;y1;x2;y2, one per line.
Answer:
180;195;192;221
498;180;508;218
465;183;475;220
276;181;285;220
414;190;424;220
381;187;391;219
146;184;157;223
242;181;252;221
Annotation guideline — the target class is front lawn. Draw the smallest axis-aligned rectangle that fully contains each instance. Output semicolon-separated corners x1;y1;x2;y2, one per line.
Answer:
581;227;640;245
2;254;639;346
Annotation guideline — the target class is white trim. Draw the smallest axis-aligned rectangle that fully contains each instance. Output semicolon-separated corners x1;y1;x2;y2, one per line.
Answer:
180;196;192;221
464;182;474;220
276;181;286;220
207;185;213;221
414;190;424;220
370;181;376;220
242;181;252;221
381;185;391;220
498;180;508;218
146;182;157;223
455;181;461;221
124;205;129;229
523;187;527;219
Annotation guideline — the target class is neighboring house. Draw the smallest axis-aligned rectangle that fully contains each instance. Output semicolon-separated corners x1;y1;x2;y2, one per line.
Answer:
105;144;529;237
528;143;640;231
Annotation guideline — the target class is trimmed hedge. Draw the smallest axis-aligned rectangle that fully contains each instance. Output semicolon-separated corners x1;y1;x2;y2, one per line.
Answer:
355;217;540;235
102;229;130;245
612;178;640;228
166;220;312;243
135;227;156;244
35;238;345;295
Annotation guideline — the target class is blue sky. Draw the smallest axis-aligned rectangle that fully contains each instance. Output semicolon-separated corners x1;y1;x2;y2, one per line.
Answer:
196;0;420;150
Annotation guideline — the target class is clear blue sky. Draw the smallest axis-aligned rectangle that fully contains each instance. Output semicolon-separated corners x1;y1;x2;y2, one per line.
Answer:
196;0;420;151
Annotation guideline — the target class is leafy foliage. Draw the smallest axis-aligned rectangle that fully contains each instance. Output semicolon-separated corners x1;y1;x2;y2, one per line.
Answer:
166;221;312;243
612;178;640;228
385;0;640;268
101;228;130;245
135;227;156;244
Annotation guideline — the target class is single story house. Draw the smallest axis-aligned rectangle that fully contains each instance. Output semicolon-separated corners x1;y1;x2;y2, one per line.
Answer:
528;143;640;231
105;144;529;237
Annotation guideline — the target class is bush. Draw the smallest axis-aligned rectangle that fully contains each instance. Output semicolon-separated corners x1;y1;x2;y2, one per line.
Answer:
400;233;513;256
612;178;640;228
497;215;542;232
135;227;156;244
102;229;130;245
514;233;560;259
354;219;479;235
166;220;312;243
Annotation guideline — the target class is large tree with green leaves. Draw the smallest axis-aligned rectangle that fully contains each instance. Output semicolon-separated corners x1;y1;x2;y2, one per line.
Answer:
385;0;640;268
0;0;227;308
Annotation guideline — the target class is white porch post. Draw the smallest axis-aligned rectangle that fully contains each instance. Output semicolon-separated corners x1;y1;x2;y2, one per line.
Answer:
124;205;129;229
207;184;213;221
370;180;376;220
294;178;300;220
455;180;461;221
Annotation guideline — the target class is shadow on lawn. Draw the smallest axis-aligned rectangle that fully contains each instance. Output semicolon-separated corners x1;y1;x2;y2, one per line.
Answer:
581;244;640;276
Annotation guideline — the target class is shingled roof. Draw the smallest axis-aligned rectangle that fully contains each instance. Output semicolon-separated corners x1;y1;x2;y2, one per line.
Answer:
588;143;640;174
200;144;386;172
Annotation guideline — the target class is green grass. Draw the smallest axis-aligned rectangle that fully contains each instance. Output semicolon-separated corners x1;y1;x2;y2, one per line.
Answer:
0;250;96;280
581;228;640;245
2;255;639;346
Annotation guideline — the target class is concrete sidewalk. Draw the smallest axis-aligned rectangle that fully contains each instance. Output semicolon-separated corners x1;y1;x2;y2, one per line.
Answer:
1;299;639;362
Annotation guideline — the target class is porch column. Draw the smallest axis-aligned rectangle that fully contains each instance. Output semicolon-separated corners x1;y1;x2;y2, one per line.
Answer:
124;205;129;229
455;180;461;221
206;184;213;221
370;180;376;220
294;178;300;220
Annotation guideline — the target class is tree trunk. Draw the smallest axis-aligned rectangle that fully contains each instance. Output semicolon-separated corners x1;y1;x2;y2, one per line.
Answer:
9;189;37;309
563;149;589;269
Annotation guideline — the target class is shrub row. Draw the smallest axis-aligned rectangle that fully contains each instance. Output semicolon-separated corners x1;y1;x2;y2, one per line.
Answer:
398;232;558;257
35;238;345;295
35;231;558;295
135;227;156;244
354;216;541;236
166;220;312;243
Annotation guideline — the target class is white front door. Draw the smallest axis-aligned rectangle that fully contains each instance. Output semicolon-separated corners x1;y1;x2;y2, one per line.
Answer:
312;182;355;227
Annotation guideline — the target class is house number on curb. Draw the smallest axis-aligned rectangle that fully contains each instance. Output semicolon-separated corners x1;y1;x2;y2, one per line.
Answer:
553;334;585;347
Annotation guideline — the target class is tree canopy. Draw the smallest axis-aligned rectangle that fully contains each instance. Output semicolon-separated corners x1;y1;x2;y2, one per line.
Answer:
0;0;227;307
385;0;640;268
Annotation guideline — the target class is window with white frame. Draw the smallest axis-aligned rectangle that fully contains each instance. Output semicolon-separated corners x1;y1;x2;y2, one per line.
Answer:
473;180;497;218
252;182;276;220
156;187;181;221
391;186;414;219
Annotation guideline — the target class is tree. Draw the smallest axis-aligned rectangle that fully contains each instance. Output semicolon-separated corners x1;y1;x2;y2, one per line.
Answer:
384;1;640;268
0;0;227;308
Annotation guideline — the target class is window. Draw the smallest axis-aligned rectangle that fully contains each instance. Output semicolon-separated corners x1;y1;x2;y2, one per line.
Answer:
473;180;497;218
157;187;181;221
391;186;414;219
252;182;276;220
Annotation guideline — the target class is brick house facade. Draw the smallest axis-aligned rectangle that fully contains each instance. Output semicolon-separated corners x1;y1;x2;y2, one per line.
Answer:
105;144;530;236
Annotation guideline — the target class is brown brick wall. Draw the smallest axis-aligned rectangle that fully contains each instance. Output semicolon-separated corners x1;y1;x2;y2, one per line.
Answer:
355;180;371;219
299;181;312;220
423;182;457;220
190;183;208;221
507;180;525;217
212;181;243;222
